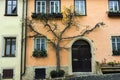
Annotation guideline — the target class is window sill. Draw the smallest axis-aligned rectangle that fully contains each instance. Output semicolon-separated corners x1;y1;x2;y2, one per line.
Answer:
74;14;87;16
4;14;18;16
2;78;13;80
112;54;120;56
2;55;15;57
74;12;87;16
108;11;120;17
31;13;63;19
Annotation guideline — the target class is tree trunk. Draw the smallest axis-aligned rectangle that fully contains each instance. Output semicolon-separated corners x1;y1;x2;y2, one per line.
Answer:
56;40;61;72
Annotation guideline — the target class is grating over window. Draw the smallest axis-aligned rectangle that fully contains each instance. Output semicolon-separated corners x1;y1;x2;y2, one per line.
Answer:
2;69;13;79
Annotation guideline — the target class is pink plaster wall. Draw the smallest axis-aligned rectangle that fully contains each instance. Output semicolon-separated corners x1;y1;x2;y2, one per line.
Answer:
27;0;120;66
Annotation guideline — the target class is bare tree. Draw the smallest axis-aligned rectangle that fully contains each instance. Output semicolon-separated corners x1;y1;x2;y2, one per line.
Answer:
27;7;105;72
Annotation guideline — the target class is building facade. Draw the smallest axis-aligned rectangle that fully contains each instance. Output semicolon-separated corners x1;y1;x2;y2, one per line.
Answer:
23;0;120;79
0;0;25;80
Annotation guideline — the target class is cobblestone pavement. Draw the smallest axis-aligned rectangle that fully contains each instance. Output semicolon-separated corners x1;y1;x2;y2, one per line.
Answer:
68;73;120;80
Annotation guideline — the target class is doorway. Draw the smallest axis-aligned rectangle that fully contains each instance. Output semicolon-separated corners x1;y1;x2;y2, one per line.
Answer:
72;40;92;72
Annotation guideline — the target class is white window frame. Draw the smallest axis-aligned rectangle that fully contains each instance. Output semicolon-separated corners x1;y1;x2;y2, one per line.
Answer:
112;36;120;51
50;1;60;13
34;37;46;50
109;0;119;11
36;0;46;13
75;0;86;15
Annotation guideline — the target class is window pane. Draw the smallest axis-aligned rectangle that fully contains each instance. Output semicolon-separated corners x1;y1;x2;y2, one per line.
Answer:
7;6;12;14
6;39;10;55
75;1;79;14
36;38;40;44
117;37;120;42
12;6;16;14
75;0;85;15
36;44;40;50
41;38;45;50
80;1;85;14
37;2;41;13
55;1;59;13
117;43;120;50
109;1;113;11
13;1;16;5
112;43;116;50
35;38;40;50
50;2;54;13
42;2;46;13
112;37;115;42
11;39;16;55
8;1;12;5
114;1;119;11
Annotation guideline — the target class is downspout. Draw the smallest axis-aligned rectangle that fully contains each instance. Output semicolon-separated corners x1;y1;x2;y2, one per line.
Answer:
21;0;25;79
22;0;28;75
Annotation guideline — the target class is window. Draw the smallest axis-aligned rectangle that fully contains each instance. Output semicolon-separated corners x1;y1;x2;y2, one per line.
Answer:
35;68;46;79
75;0;86;15
4;37;16;57
109;0;119;11
35;0;60;13
112;36;120;55
35;37;46;50
5;0;17;15
50;1;60;13
2;69;13;79
36;0;46;13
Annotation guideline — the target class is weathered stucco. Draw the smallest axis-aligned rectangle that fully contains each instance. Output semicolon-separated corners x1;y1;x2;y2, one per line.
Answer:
0;0;23;80
26;0;120;77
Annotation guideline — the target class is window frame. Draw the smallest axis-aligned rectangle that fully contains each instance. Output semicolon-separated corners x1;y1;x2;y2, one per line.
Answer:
2;69;14;79
5;0;18;16
111;36;120;55
34;37;47;51
74;0;86;16
4;37;16;57
109;0;120;11
49;0;60;13
35;0;46;13
35;0;61;14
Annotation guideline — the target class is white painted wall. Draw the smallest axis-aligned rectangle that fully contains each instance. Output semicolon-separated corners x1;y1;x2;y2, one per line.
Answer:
0;0;23;80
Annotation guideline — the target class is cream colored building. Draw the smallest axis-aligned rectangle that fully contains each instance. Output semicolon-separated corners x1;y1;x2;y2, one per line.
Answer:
0;0;25;80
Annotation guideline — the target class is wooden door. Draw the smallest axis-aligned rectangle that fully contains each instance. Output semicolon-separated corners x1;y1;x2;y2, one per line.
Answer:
72;40;92;72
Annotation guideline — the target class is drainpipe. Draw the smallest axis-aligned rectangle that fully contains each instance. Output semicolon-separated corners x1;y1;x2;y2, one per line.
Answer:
22;0;28;76
21;0;25;79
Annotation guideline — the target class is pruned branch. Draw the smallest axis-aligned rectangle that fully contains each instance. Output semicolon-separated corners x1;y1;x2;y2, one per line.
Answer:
62;22;105;39
60;8;74;39
27;19;57;48
44;23;59;39
81;22;105;36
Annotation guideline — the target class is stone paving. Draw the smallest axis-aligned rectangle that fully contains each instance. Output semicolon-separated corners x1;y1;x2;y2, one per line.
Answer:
68;73;120;80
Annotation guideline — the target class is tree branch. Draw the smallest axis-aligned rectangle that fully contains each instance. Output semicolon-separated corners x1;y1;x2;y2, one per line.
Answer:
44;23;59;39
27;19;57;48
62;22;105;39
60;10;74;39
